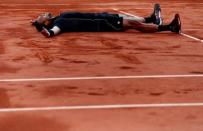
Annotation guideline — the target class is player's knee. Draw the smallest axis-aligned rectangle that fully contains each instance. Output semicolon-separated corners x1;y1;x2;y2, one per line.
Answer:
123;19;142;29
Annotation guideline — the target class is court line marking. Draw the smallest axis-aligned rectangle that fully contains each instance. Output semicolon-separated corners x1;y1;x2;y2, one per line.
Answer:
0;8;176;10
113;9;203;43
0;8;112;11
1;103;203;113
113;8;138;17
0;74;203;82
0;3;203;6
180;32;203;43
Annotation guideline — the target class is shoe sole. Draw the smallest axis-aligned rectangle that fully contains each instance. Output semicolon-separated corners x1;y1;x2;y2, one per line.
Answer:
175;14;181;33
154;3;163;25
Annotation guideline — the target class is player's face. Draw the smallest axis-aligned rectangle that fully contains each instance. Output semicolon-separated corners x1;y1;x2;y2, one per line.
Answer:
36;13;52;24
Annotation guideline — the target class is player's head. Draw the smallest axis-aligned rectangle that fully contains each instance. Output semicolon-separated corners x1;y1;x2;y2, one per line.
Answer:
36;12;54;24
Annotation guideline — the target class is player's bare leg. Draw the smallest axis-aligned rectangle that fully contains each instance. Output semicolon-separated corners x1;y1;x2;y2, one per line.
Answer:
123;19;158;33
119;3;163;25
123;14;181;33
119;14;145;23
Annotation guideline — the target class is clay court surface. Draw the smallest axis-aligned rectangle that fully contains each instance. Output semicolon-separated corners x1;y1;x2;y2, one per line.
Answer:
0;0;203;130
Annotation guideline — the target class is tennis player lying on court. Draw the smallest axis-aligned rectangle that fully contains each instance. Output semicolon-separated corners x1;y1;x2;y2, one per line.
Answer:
31;4;181;38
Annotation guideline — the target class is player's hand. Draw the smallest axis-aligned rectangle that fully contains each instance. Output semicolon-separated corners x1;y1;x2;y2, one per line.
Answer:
30;20;36;25
41;27;51;38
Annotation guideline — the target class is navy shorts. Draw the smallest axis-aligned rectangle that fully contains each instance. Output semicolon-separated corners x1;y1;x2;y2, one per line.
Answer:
53;12;123;32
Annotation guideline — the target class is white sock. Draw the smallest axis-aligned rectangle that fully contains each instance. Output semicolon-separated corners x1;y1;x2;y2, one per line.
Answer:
51;26;61;35
119;14;145;23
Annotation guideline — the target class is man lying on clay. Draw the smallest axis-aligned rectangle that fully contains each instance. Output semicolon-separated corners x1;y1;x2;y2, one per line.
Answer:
31;4;181;38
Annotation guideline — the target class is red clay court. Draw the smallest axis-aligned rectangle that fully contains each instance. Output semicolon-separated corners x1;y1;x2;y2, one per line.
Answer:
0;0;203;131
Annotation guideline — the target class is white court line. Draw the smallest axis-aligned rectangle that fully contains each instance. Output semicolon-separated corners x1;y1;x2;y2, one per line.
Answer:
0;7;124;11
0;75;203;82
180;32;203;43
1;103;203;113
113;8;143;18
0;8;153;11
113;9;203;43
0;3;203;6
